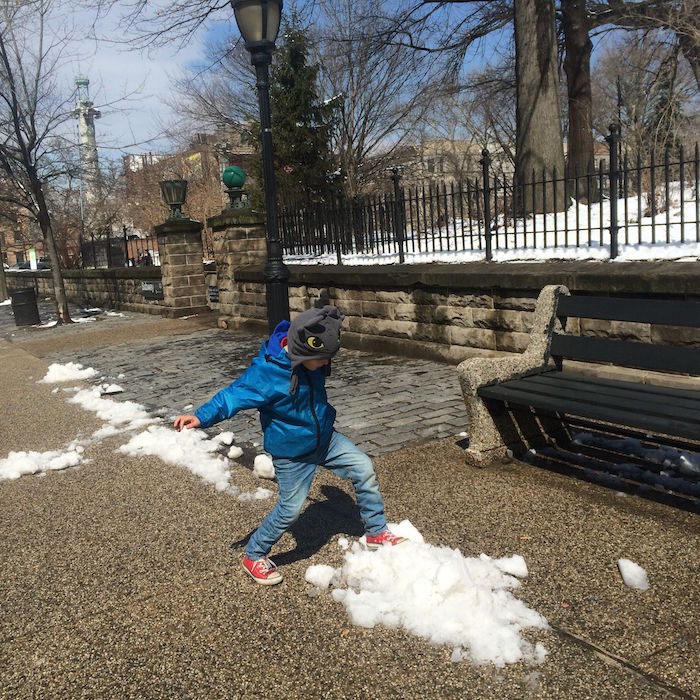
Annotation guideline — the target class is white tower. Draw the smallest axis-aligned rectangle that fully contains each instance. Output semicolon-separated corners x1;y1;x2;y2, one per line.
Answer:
73;76;101;207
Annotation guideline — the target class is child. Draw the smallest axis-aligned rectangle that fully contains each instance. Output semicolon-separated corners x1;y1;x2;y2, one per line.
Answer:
174;305;405;585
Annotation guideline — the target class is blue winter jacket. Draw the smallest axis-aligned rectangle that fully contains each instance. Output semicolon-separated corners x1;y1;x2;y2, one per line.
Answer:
194;320;336;459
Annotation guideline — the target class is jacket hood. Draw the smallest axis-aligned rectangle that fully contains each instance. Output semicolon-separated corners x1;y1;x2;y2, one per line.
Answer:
266;320;291;358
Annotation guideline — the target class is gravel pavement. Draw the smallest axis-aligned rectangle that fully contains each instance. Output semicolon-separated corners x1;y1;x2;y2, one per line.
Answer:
1;302;698;699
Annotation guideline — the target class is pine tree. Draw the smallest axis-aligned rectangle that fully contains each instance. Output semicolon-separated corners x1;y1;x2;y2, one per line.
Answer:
249;19;335;207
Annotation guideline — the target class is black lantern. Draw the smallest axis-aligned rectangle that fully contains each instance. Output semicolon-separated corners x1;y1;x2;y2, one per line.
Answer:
160;180;188;219
231;0;289;332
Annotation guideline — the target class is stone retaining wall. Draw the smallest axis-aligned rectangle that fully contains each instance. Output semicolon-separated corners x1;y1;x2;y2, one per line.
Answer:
224;261;700;362
5;269;164;314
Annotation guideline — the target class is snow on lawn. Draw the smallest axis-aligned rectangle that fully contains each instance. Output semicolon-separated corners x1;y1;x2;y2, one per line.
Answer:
306;521;548;667
618;559;650;591
40;362;98;383
0;441;85;480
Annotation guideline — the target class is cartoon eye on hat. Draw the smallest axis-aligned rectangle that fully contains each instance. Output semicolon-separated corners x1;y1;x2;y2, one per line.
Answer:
307;336;325;349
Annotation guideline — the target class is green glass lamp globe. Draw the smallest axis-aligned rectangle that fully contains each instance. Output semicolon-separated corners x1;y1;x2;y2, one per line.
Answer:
222;165;246;188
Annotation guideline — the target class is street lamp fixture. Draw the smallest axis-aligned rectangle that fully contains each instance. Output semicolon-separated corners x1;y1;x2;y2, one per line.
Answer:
231;0;290;332
160;179;188;219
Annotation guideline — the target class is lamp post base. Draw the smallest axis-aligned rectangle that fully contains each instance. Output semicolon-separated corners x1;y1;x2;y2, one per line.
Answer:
264;259;290;332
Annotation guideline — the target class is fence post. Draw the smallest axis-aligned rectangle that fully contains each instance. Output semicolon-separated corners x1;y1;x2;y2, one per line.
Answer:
122;225;129;266
391;167;405;263
106;229;113;268
480;148;492;261
606;123;621;259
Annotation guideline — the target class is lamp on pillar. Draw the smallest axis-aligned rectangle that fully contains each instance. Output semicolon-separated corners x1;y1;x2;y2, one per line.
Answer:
231;0;290;332
160;179;188;219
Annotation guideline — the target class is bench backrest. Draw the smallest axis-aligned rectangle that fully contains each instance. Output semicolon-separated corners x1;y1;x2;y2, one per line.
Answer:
553;295;700;375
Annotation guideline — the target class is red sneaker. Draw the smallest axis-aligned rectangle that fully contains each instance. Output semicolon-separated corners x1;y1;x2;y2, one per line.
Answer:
242;555;283;585
365;530;407;550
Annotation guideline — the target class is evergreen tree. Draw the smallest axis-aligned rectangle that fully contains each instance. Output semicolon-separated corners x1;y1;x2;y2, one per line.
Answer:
249;19;335;207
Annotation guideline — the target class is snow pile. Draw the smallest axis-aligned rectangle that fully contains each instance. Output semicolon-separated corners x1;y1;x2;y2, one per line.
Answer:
40;362;98;383
0;299;11;306
119;425;231;491
618;559;650;591
97;383;123;395
0;442;85;480
309;521;548;667
253;454;275;479
69;388;153;430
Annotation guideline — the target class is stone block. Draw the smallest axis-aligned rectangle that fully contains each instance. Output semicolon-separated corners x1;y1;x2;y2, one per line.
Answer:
434;305;473;327
495;331;531;353
376;290;412;304
449;326;497;350
650;325;700;347
361;300;394;319
472;308;530;333
335;299;362;317
447;293;493;309
493;292;538;311
411;289;448;306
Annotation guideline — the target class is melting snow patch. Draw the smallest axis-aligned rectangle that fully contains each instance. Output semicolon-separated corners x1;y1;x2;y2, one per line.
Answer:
313;520;548;667
0;442;85;480
69;388;153;429
98;383;123;395
618;559;649;591
305;564;337;589
253;454;275;479
74;317;96;323
119;425;231;491
494;554;528;578
0;299;11;306
338;537;349;550
236;486;273;501
41;362;98;383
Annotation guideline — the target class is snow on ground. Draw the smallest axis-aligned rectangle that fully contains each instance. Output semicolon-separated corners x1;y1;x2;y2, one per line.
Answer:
0;441;85;480
306;520;547;667
119;425;232;491
253;454;275;479
618;559;650;591
285;185;700;265
40;362;98;383
69;387;154;430
0;299;11;306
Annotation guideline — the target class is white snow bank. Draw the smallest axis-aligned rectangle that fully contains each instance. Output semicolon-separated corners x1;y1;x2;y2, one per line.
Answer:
119;425;231;491
313;520;547;667
0;442;85;480
69;388;153;429
40;362;98;383
618;559;650;591
253;454;275;479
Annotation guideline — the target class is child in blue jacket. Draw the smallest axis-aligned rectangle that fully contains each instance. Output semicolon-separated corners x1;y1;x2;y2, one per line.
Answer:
174;305;405;585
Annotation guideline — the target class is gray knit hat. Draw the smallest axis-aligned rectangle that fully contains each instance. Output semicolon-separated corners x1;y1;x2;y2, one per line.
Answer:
287;305;345;371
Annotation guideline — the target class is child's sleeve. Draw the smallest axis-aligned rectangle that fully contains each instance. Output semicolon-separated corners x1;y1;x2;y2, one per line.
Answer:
193;363;278;428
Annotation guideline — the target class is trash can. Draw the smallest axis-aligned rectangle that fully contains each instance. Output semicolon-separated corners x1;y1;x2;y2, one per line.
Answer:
10;288;40;326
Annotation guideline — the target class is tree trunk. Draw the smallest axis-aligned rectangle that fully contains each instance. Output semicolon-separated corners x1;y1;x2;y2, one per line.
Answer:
32;177;72;324
513;0;566;213
562;0;597;188
677;29;700;93
0;240;8;301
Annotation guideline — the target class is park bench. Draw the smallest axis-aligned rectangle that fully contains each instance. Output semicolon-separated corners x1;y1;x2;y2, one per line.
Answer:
457;285;700;506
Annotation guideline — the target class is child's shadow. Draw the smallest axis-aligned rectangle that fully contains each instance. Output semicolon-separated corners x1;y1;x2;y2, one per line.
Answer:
230;484;364;565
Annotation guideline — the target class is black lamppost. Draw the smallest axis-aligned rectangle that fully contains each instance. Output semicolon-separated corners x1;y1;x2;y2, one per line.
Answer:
231;0;290;332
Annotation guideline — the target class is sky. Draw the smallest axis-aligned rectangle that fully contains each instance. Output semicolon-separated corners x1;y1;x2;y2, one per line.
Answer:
54;5;234;161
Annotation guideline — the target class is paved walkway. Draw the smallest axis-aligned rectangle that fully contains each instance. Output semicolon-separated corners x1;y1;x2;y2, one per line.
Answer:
1;299;466;458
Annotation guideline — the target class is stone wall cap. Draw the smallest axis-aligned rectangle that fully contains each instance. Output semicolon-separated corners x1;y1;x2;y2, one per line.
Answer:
154;217;204;235
207;209;265;229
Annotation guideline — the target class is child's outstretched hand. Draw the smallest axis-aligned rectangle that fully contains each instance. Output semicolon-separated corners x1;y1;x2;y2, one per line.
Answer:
174;415;201;432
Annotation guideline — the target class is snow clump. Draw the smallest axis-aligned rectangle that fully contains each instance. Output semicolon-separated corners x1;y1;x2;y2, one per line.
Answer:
618;559;650;591
0;441;85;480
253;454;275;479
40;362;98;383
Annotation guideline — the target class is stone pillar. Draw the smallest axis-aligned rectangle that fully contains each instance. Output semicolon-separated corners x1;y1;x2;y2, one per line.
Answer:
207;209;267;325
154;217;210;318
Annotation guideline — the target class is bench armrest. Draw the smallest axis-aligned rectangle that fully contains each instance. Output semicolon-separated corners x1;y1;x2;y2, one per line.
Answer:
456;284;569;465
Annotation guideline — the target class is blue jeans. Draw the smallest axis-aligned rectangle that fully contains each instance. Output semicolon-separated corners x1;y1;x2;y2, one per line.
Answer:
245;431;387;560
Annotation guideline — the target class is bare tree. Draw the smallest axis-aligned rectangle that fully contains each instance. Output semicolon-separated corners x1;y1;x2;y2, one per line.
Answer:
0;0;77;323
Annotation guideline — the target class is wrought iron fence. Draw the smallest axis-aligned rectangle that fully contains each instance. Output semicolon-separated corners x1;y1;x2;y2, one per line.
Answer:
279;129;700;263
